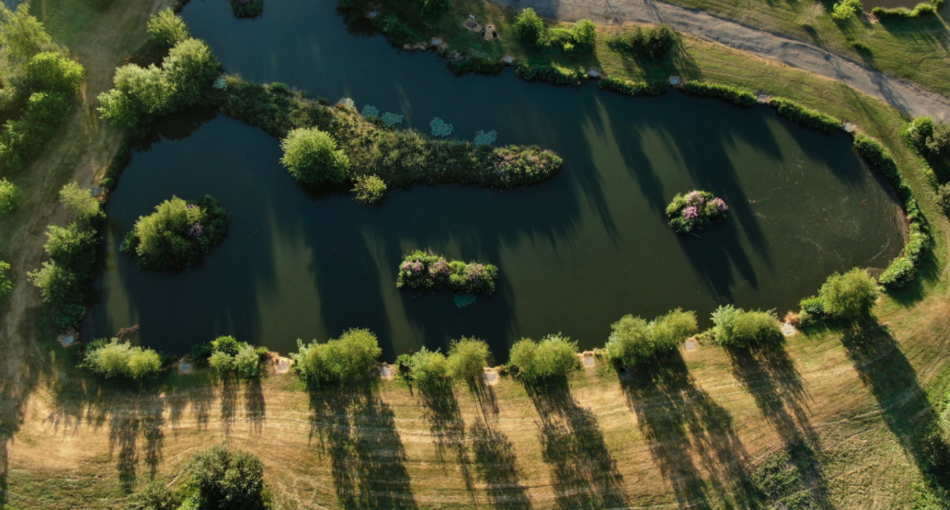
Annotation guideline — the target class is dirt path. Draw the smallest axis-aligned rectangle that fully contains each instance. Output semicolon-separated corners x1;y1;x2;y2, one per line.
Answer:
491;0;950;120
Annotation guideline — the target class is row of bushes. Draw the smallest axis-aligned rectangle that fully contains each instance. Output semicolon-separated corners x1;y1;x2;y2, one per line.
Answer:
513;9;598;51
446;56;503;77
395;250;499;295
514;63;587;87
679;82;757;107
768;97;842;133
597;77;669;97
221;78;562;189
81;339;167;381
396;338;490;388
871;2;936;18
191;335;267;378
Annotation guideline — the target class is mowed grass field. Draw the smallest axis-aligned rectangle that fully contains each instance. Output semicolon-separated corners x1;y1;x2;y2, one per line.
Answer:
1;0;950;508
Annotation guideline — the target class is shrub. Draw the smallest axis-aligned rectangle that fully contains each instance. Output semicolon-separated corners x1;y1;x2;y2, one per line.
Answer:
83;339;164;380
351;174;387;204
0;91;73;171
711;305;782;347
509;334;579;383
376;15;419;44
447;56;503;76
209;350;235;373
819;268;879;321
514;8;546;46
124;482;180;510
446;337;490;382
230;0;264;18
206;336;260;378
234;343;261;378
871;2;935;17
396;250;499;295
59;182;103;220
769;97;841;132
121;195;229;271
606;24;677;59
187;445;265;510
680;81;756;107
408;348;449;388
280;127;350;185
27;261;84;329
937;183;950;211
44;223;97;272
572;19;597;46
164;38;221;108
430;117;454;137
147;9;190;49
417;0;449;23
515;63;586;87
0;261;14;301
907;116;950;164
831;0;862;20
0;4;55;62
293;328;382;386
799;295;825;316
666;190;729;233
604;309;697;367
597;77;669;97
23;52;84;96
0;178;24;215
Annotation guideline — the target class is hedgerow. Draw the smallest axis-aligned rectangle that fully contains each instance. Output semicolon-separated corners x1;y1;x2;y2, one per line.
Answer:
769;97;842;132
597;77;669;97
680;81;757;107
515;63;586;87
447;56;503;76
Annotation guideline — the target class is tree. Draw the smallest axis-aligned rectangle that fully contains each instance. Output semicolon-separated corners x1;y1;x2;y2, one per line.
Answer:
572;19;597;46
122;195;228;270
234;343;260;378
60;182;103;220
163;38;220;109
23;51;84;96
44;223;97;272
280;127;350;186
84;339;164;380
819;268;880;322
0;178;23;215
649;309;698;349
711;305;782;347
293;328;381;385
128;348;163;380
188;444;265;510
514;8;545;46
209;350;236;373
147;9;190;49
509;334;579;383
28;260;79;305
604;309;697;367
0;261;14;301
446;337;490;382
0;4;55;62
409;348;448;388
124;482;180;510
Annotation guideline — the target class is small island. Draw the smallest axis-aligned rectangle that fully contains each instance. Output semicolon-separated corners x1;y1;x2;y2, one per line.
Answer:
666;190;728;234
396;250;499;295
121;195;229;270
230;0;264;18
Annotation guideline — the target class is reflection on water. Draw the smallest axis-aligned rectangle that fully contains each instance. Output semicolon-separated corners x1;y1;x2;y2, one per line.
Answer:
92;0;903;358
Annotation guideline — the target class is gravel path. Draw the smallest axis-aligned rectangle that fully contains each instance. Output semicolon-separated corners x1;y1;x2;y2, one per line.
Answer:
490;0;950;120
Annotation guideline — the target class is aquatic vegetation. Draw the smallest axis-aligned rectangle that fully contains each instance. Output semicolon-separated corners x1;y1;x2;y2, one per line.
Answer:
213;76;228;90
474;129;497;146
381;111;404;125
351;174;388;204
121;195;229;271
665;190;728;234
454;293;476;308
397;250;498;295
430;117;454;137
361;104;379;118
230;0;264;18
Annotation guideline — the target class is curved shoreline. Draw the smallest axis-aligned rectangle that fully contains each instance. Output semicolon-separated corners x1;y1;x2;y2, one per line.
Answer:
490;0;950;120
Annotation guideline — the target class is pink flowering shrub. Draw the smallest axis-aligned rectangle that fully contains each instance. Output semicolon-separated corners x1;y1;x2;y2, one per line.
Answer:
396;250;498;295
665;190;728;234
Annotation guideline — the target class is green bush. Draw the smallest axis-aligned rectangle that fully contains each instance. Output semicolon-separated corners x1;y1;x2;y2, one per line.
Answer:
0;261;14;301
124;482;180;510
205;335;261;378
446;337;490;382
230;0;264;18
23;51;84;96
59;182;103;220
0;178;24;215
234;343;261;378
831;0;862;20
0;91;72;171
407;348;449;388
597;77;669;97
937;183;950;211
121;195;229;271
83;339;164;380
711;305;782;347
27;261;84;329
769;97;841;132
417;0;449;23
447;56;503;76
351;174;387;204
187;445;265;510
0;4;56;62
606;24;677;60
164;38;221;108
147;9;190;49
396;250;499;295
280;127;350;186
572;19;597;46
515;63;586;87
819;268;880;322
666;190;729;233
514;8;546;47
44;223;97;272
680;81;756;107
293;328;382;386
604;309;697;367
871;2;935;17
907;116;950;164
375;15;419;45
209;350;235;373
799;296;825;316
509;334;579;383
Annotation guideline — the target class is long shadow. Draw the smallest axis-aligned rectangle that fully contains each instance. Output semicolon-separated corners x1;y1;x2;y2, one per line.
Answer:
308;383;417;509
219;374;238;436
416;381;473;496
101;388;166;492
245;376;266;435
840;323;950;494
621;351;759;509
525;380;627;509
726;344;831;508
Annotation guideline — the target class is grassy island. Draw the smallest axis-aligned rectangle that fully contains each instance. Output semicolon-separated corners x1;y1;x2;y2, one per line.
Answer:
396;250;499;295
121;195;229;271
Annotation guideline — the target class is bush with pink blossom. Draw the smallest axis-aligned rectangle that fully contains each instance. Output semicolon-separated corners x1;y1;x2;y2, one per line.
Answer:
665;190;728;234
396;250;498;295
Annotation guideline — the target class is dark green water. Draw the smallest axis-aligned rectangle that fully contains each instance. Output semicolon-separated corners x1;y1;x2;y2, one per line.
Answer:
92;0;903;359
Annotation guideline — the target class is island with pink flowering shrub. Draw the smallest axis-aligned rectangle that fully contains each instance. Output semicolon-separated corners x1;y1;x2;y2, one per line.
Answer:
396;250;499;295
665;190;729;234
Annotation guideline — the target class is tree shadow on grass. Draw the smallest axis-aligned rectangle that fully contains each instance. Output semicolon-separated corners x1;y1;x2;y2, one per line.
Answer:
219;374;238;437
621;351;759;509
308;383;417;509
726;344;832;508
245;376;266;435
525;380;627;509
417;381;474;497
106;388;166;493
840;323;950;495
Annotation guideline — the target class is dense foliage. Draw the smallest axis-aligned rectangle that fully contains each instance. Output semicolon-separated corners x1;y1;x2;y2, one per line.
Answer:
604;309;697;367
230;0;264;18
831;0;863;20
82;339;164;381
0;178;23;214
446;337;491;382
907;116;950;166
769;97;841;132
606;24;677;60
509;334;579;383
597;77;670;97
28;222;97;330
871;2;936;17
121;195;229;271
147;9;190;50
417;0;449;23
572;19;598;46
401;348;449;388
293;329;382;386
711;305;782;347
351;174;388;204
515;63;586;87
59;182;103;220
280;127;351;186
124;482;180;510
514;8;546;47
220;78;562;189
0;261;13;301
666;190;729;233
200;336;263;378
819;268;879;322
396;250;499;295
187;445;266;510
447;56;503;76
680;82;757;107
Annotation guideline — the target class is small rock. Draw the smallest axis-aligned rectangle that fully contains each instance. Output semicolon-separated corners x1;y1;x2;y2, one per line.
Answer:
685;339;697;351
588;69;601;78
669;76;681;86
781;322;797;336
431;37;442;46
